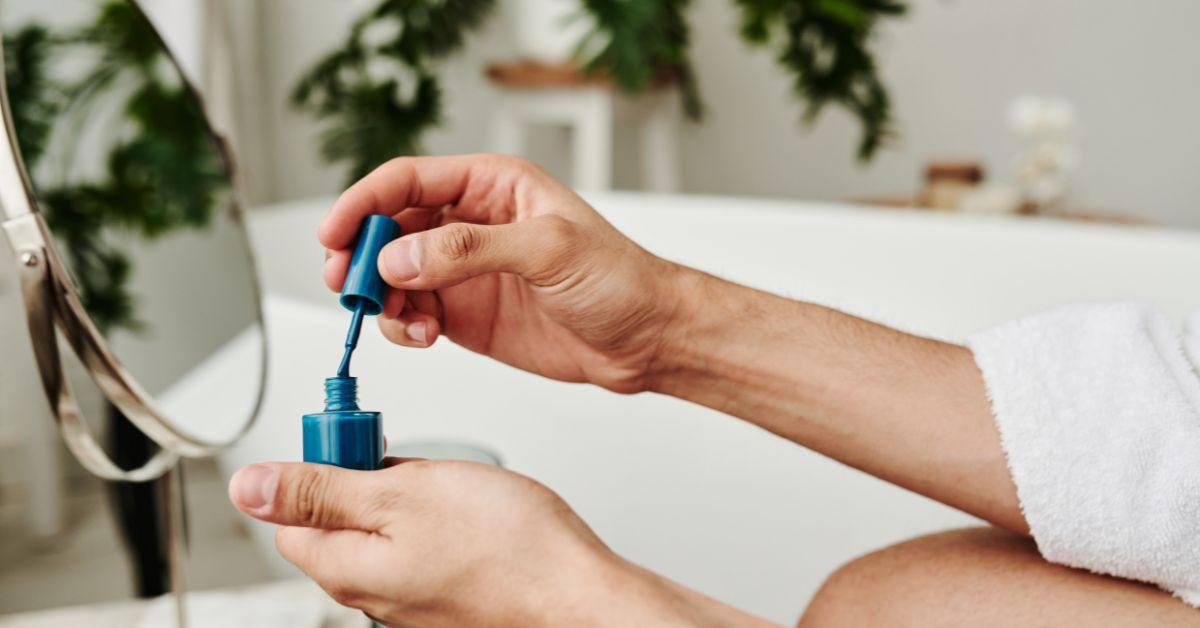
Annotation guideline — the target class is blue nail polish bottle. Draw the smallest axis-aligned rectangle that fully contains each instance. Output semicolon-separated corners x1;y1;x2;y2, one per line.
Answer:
303;215;401;471
303;377;383;470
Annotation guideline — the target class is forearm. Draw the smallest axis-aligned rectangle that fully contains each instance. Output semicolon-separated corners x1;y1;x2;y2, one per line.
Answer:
556;553;776;627
649;267;1026;533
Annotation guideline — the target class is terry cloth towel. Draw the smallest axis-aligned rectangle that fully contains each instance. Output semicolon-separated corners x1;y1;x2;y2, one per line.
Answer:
969;302;1200;606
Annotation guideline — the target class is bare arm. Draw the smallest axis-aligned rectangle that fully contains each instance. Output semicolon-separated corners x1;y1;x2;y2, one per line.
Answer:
649;269;1026;533
317;154;1024;532
282;154;1029;625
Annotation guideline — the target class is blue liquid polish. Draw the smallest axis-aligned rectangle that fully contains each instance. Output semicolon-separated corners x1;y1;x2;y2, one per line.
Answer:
303;214;401;471
303;377;383;471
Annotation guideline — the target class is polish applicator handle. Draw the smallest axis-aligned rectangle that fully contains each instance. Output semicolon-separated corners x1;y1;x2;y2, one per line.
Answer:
335;214;402;378
340;214;403;317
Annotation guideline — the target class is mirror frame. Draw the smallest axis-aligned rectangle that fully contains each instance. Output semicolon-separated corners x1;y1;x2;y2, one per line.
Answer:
0;0;267;481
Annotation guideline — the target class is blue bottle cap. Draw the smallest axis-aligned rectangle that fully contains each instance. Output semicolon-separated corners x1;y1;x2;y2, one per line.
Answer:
339;215;402;316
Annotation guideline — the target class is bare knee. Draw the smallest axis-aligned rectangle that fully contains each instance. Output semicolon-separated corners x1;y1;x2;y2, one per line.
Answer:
799;527;1198;628
800;527;1017;626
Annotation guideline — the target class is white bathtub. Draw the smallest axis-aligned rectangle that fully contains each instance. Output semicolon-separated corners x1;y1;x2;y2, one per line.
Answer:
222;192;1200;623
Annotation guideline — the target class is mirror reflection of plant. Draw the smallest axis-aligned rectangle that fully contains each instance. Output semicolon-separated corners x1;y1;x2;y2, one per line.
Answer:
3;25;57;169
292;0;496;186
3;1;230;334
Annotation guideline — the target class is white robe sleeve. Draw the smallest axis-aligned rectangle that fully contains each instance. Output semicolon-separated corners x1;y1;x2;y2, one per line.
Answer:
968;302;1200;606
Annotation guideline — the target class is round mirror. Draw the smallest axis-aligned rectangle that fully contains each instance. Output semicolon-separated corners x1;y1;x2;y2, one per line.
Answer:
0;0;265;451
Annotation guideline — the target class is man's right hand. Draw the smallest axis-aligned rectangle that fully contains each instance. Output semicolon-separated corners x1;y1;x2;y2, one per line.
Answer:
319;154;684;394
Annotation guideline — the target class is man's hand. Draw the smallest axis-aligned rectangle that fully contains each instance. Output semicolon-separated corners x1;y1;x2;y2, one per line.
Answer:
320;153;1024;542
227;460;772;627
320;154;682;394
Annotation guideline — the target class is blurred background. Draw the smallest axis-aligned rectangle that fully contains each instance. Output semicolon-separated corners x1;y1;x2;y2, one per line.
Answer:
179;0;1199;225
1;0;1199;626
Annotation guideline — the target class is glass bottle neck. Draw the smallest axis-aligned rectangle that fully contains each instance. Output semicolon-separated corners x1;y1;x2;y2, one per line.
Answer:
324;376;361;412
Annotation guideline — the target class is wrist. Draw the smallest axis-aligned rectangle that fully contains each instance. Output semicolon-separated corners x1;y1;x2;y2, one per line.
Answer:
521;549;675;627
644;266;739;397
539;550;768;628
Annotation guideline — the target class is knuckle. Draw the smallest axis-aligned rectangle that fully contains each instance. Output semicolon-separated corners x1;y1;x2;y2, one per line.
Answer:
424;459;465;478
396;459;452;489
322;580;359;607
536;214;578;244
377;318;413;346
397;458;441;481
434;223;482;263
491;153;538;174
509;155;541;175
525;215;583;283
381;156;413;173
291;467;331;526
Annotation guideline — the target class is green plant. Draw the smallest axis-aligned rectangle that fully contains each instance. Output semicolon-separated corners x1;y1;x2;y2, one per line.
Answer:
577;0;905;160
297;0;905;178
575;0;702;120
737;0;906;160
4;2;230;333
291;0;496;186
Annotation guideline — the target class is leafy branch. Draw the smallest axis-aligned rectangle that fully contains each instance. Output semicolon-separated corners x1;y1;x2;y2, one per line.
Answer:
575;0;703;120
294;0;907;182
291;0;496;186
737;0;906;161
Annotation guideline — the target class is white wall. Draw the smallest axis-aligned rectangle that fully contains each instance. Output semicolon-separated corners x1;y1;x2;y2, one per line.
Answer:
681;0;1200;226
247;0;1200;227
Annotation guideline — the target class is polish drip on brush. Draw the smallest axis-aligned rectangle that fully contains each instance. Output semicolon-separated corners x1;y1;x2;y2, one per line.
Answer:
303;214;401;470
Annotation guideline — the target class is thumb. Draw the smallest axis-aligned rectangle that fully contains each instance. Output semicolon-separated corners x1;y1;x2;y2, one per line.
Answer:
228;462;389;531
378;216;580;290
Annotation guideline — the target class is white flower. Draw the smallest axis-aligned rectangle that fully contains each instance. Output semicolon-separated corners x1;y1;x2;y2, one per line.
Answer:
1008;94;1079;209
1008;95;1075;139
1009;94;1044;137
1041;98;1076;135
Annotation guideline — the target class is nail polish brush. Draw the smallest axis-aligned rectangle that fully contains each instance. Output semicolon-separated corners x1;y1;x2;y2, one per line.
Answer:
303;215;401;470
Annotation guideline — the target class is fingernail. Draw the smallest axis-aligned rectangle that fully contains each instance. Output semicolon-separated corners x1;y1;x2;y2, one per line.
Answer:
406;321;428;344
383;239;419;282
232;464;277;511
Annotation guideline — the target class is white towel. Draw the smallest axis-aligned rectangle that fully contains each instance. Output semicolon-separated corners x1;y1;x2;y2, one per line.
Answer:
969;302;1200;606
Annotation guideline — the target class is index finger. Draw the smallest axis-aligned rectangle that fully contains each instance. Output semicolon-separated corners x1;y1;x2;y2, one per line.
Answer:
319;154;493;250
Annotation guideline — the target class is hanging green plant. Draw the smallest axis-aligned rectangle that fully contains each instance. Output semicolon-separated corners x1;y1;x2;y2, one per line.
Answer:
295;0;906;181
291;0;496;186
737;0;906;161
574;0;703;120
